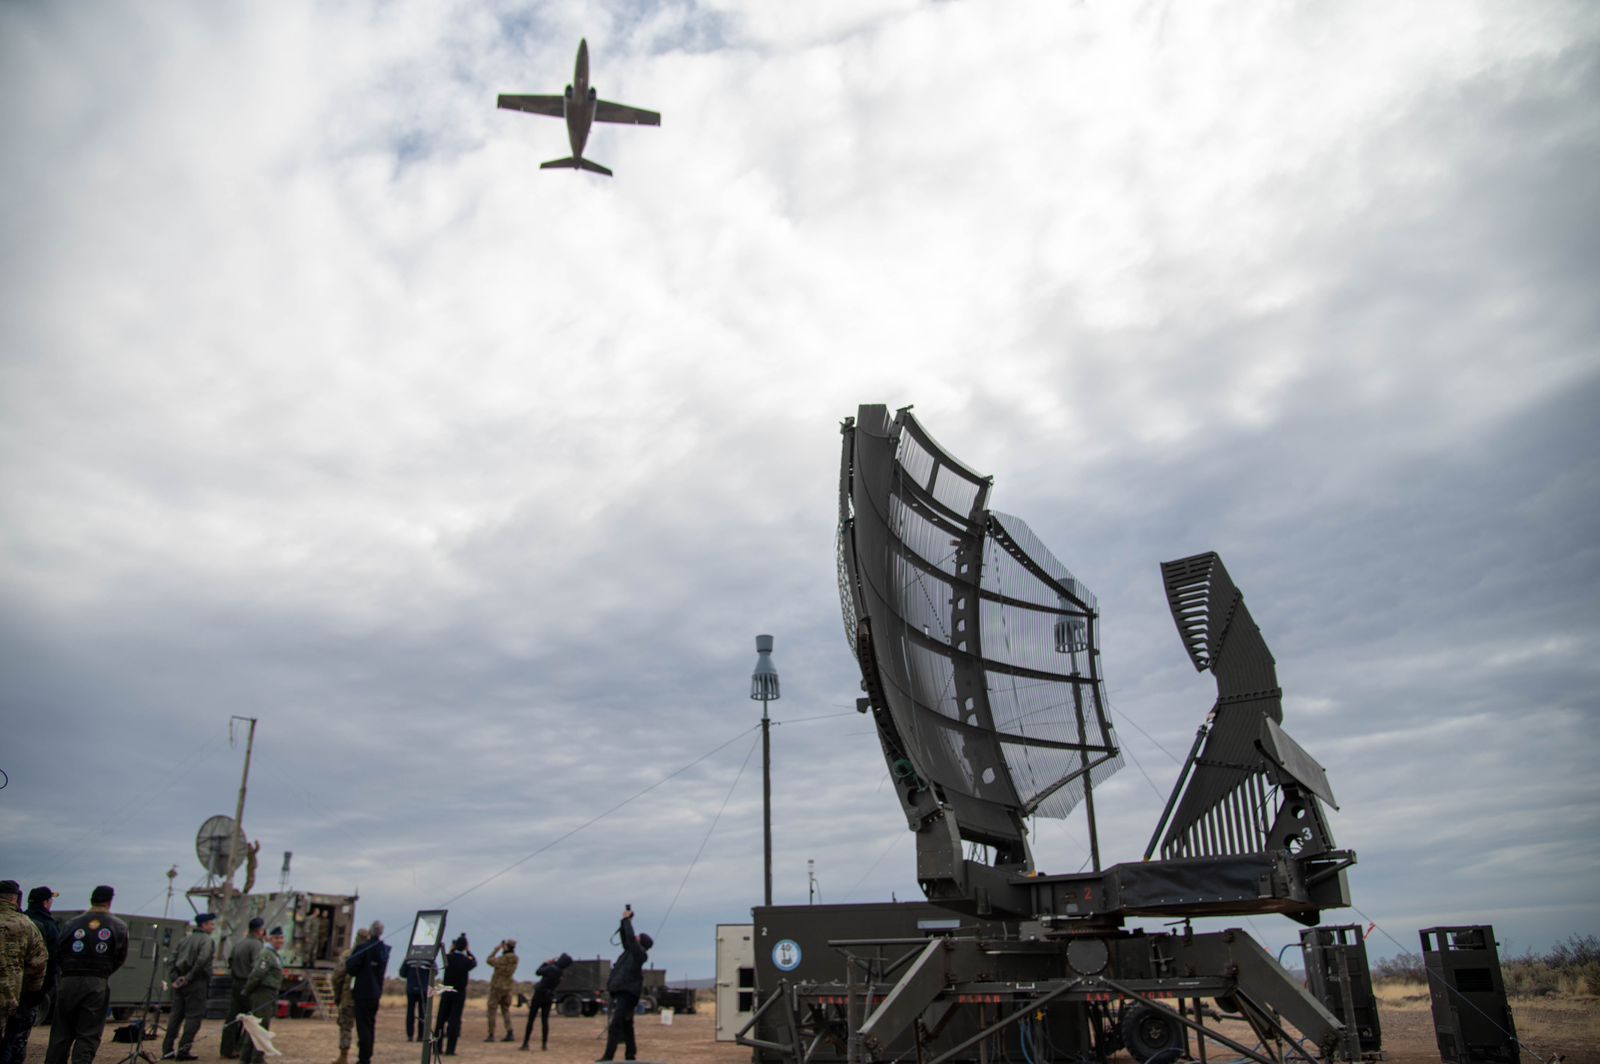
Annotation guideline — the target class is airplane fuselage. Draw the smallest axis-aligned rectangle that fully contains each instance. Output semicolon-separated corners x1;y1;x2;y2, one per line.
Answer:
564;39;597;158
496;37;658;176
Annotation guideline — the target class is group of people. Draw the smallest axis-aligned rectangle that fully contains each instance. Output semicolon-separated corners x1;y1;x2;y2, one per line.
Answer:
411;906;652;1062
0;880;134;1064
1;883;654;1064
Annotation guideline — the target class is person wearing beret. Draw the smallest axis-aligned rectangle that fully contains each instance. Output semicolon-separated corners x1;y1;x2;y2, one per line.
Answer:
161;912;216;1061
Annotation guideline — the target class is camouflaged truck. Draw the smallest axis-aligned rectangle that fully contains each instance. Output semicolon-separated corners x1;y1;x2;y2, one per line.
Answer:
195;889;360;1018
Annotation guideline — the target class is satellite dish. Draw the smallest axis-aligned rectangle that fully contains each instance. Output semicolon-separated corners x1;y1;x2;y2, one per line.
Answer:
195;815;247;877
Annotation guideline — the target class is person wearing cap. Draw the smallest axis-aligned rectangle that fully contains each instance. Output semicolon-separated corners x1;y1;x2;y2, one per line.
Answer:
161;912;216;1061
519;952;573;1052
238;927;284;1064
484;939;519;1042
220;919;266;1059
0;880;48;1059
432;934;475;1056
45;885;128;1064
344;920;389;1064
1;885;59;1064
599;907;653;1063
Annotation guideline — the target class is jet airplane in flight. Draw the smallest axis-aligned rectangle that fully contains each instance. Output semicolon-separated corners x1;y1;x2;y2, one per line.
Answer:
497;39;660;176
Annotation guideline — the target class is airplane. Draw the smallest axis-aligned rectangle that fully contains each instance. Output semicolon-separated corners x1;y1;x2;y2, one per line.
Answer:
497;39;660;177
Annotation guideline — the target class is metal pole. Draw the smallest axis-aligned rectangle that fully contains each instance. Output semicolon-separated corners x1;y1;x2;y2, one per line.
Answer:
762;696;773;908
223;717;257;903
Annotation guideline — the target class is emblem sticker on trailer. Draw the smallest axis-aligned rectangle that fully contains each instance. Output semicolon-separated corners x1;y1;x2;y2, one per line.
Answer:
771;939;802;972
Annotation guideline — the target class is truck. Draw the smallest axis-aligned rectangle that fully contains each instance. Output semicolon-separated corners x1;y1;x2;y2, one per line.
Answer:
195;888;360;1017
549;960;696;1017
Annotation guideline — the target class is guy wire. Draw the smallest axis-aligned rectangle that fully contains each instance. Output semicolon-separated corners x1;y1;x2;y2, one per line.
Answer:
432;723;761;913
654;729;762;938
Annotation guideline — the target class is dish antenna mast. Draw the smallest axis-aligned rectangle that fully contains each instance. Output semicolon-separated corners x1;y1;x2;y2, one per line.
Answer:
223;716;257;903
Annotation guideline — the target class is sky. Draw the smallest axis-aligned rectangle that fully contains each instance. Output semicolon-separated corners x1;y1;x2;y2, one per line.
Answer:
2;0;1597;981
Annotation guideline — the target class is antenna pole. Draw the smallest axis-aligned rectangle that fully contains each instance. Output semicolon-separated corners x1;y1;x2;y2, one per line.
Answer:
761;695;773;908
223;716;257;903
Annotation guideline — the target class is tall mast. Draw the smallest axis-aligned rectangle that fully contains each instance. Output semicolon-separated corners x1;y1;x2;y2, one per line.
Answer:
222;716;257;902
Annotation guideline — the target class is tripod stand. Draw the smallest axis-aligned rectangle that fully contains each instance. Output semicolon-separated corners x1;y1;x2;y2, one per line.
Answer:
118;925;167;1064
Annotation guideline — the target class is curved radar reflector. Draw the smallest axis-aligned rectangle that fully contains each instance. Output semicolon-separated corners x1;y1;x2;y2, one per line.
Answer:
837;405;1123;849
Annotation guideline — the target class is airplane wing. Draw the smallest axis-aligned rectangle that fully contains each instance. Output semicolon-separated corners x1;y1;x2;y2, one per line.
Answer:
595;99;660;126
497;94;564;117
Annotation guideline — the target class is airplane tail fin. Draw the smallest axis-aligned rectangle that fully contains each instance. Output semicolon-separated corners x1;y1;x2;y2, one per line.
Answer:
540;156;613;176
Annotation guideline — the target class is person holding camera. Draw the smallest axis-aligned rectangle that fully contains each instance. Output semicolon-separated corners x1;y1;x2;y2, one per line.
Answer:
519;952;572;1052
599;907;652;1063
484;939;519;1042
433;934;475;1056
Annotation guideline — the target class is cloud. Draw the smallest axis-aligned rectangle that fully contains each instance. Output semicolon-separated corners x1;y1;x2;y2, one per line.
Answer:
1;0;1596;975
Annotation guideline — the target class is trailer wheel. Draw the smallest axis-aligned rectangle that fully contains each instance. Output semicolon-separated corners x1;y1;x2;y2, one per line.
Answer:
557;996;582;1018
1121;1003;1184;1064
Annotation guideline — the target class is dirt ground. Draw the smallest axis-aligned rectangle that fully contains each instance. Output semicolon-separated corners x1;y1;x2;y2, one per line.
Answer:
22;992;1600;1064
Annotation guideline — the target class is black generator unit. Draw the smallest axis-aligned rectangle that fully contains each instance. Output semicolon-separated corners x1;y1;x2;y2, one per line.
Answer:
1300;925;1382;1057
1420;926;1519;1064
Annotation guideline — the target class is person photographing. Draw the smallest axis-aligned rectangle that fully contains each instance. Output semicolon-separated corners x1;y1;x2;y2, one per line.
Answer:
598;907;651;1063
484;939;518;1042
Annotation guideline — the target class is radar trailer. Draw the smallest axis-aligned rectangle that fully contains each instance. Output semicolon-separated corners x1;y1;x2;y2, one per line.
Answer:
736;405;1370;1064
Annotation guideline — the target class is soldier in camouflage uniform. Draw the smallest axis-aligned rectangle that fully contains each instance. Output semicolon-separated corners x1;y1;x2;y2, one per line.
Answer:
328;927;368;1064
0;882;48;1041
483;940;518;1042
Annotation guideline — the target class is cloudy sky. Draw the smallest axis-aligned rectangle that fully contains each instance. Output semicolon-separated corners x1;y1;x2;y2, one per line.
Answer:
2;0;1596;980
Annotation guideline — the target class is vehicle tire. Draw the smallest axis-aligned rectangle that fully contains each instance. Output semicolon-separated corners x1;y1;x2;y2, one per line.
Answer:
637;996;656;1015
557;996;582;1018
110;1007;132;1021
1121;1003;1185;1064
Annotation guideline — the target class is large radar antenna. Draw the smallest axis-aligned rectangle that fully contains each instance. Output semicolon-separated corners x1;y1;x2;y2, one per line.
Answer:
838;405;1124;913
838;404;1353;924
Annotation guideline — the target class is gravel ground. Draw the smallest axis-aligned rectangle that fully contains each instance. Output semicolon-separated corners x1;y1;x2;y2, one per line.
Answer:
19;994;1599;1064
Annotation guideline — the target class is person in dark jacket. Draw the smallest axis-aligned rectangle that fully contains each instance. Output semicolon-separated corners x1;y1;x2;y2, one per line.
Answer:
599;909;652;1063
1;885;60;1064
45;885;128;1064
160;912;216;1060
344;921;389;1064
402;946;429;1042
432;935;476;1056
519;952;572;1051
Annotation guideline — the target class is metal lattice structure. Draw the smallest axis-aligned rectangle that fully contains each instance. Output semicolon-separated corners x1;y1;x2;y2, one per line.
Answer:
763;404;1372;1064
837;407;1122;875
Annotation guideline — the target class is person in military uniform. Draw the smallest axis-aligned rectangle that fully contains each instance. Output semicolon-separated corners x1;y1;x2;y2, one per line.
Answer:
433;934;475;1056
345;920;389;1064
328;927;368;1064
220;918;265;1059
0;880;48;1058
599;907;652;1063
161;912;216;1061
519;952;572;1052
2;885;59;1064
484;939;519;1042
44;884;128;1064
238;927;284;1064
